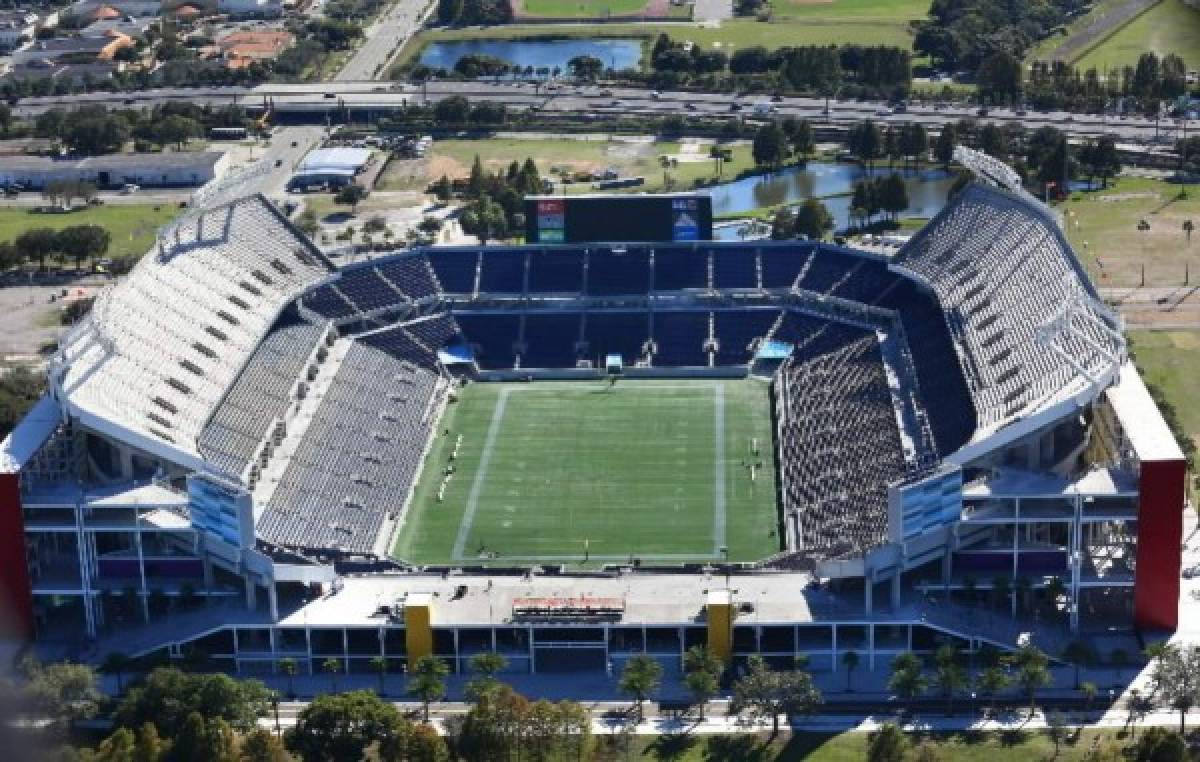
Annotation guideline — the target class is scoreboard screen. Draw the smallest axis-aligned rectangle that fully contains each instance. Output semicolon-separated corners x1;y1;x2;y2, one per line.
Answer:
524;194;713;244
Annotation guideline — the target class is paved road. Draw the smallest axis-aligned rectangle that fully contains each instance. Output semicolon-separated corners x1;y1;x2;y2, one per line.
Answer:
334;0;435;81
11;83;1195;147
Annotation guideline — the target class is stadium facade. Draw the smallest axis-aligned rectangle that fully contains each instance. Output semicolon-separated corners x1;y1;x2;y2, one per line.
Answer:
0;148;1186;677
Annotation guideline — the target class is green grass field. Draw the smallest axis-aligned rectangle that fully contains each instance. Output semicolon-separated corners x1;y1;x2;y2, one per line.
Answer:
1055;175;1200;287
1074;0;1200;70
393;378;780;565
517;0;653;17
0;203;180;263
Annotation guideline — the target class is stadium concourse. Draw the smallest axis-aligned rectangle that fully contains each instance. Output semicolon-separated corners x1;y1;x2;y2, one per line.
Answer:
0;149;1187;682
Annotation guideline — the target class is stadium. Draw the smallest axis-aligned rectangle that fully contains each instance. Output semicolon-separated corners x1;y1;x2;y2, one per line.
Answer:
0;148;1186;680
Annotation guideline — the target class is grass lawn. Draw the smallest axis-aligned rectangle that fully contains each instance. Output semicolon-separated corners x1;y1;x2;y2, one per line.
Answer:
518;0;652;17
393;378;780;565
1055;175;1200;288
375;137;760;194
1129;330;1200;452
0;203;180;263
628;728;1123;761
396;17;917;70
1074;0;1200;70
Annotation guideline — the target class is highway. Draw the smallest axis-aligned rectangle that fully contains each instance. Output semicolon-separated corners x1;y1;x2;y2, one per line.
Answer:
12;81;1196;146
333;0;436;81
14;82;1195;151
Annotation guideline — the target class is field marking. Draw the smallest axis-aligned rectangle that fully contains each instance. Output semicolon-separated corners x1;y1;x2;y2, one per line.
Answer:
713;382;726;555
451;381;728;563
451;387;512;560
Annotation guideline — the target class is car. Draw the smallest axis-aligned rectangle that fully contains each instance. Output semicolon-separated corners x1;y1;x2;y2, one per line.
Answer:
771;94;783;102
1015;109;1027;116
323;92;337;99
291;141;298;147
976;107;989;117
274;159;283;167
651;90;662;99
121;184;139;194
600;89;613;96
611;99;621;106
729;103;742;112
685;103;697;111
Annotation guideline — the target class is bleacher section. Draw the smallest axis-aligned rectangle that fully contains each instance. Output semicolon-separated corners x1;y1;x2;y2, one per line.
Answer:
428;250;480;295
651;311;711;367
478;249;527;293
894;183;1122;430
584;311;650;366
761;246;811;289
257;340;444;555
456;313;519;369
359;324;437;369
775;330;907;560
527;249;584;293
713;249;758;289
520;313;582;368
198;315;327;478
652;248;709;291
55;195;333;456
586;248;650;295
713;310;780;365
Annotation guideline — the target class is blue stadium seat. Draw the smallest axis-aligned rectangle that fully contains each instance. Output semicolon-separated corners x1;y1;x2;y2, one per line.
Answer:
428;250;480;294
528;249;584;293
712;248;757;289
586;248;650;296
653;248;709;291
761;246;812;289
478;250;527;294
713;309;779;365
585;311;649;366
456;313;519;369
651;311;709;366
521;313;582;368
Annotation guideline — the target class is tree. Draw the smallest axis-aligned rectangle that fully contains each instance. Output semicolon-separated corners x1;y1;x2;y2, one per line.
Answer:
888;652;926;707
57;224;111;271
866;722;909;762
116;668;270;738
934;644;967;716
408;655;449;722
460;194;508;245
752;122;788;168
770;207;796;240
1047;710;1067;757
101;651;132;695
899;123;928;170
842;650;860;692
1185;220;1194;246
794;197;834;240
619;654;663;722
729;655;821;739
155;115;202;150
15;227;60;271
976;665;1009;717
240;727;287;762
848;120;883;169
277;658;298;699
24;660;102;729
1131;727;1187;762
170;711;236;762
322;658;341;693
1013;644;1052;717
465;652;507;702
285;691;400;762
334;184;368;214
878;173;909;221
567;55;603;82
379;716;449;762
978;51;1022;105
1062;640;1096;690
94;727;137;762
934;124;956;168
433;95;470;125
790;119;815;159
682;646;722;719
466;155;485;199
134;722;166;762
1090;135;1121;189
369;655;388;696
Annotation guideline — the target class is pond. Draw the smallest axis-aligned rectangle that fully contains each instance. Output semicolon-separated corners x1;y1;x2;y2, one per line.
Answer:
418;38;643;75
706;162;956;232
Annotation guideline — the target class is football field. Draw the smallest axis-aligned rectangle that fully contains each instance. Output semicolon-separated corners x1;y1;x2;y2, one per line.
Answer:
392;379;781;565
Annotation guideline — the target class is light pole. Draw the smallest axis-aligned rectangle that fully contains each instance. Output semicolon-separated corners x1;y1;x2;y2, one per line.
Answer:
720;545;730;589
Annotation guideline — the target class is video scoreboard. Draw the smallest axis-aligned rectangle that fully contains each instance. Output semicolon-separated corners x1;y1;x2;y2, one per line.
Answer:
524;193;713;244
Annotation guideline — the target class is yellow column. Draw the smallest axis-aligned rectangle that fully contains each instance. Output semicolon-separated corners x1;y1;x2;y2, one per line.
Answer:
706;589;733;665
405;593;434;669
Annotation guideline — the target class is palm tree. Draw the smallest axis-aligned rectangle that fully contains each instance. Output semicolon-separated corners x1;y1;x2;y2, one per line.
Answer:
408;655;450;722
683;646;723;719
976;665;1009;717
322;657;341;693
1062;640;1096;689
934;644;968;716
842;650;860;692
465;651;508;701
619;654;663;723
369;656;388;696
278;657;298;699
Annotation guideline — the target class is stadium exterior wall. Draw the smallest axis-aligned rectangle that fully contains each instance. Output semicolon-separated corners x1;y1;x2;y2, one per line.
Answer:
0;474;34;639
1133;458;1186;631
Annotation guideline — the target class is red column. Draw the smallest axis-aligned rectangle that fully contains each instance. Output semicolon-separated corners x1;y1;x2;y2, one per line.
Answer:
0;473;33;639
1133;458;1186;631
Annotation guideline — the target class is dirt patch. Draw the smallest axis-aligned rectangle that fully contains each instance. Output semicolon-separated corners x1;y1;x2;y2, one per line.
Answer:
427;155;471;181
